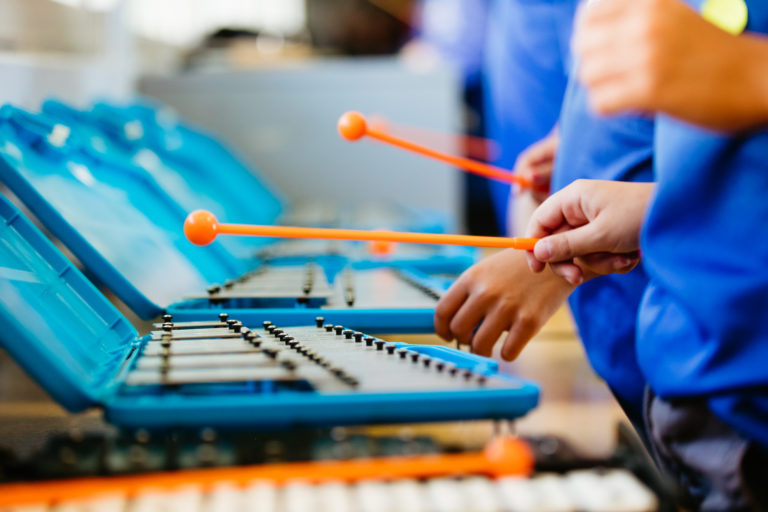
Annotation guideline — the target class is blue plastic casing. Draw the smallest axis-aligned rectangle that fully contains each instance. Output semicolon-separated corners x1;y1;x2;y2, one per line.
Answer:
0;192;539;427
0;191;139;412
121;99;452;235
0;105;467;332
42;99;476;268
41;99;278;259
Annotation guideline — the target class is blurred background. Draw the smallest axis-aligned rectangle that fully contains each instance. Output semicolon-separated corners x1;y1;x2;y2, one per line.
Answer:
0;0;639;486
0;0;510;236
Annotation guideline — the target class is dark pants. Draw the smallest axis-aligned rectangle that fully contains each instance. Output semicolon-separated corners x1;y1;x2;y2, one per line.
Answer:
644;390;768;511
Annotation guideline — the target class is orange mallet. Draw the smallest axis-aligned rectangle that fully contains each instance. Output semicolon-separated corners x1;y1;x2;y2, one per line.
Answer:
338;111;532;188
185;210;539;250
0;438;533;507
369;115;500;162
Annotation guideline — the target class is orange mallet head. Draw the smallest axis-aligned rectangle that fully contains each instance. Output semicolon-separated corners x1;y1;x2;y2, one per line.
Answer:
184;210;539;250
185;209;219;246
338;111;368;141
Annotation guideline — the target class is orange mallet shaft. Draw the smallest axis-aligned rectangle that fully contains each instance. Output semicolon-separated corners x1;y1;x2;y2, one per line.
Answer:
0;438;533;507
369;116;500;162
338;111;532;188
185;210;539;249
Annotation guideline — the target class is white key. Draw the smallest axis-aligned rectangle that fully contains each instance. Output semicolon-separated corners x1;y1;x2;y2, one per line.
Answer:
389;479;428;512
354;481;392;512
243;480;278;512
71;494;126;512
531;475;575;512
316;481;353;512
425;478;465;512
564;470;612;511
599;470;658;512
204;482;243;512
282;481;316;512
496;476;539;512
126;489;168;512
459;477;501;512
49;503;83;512
164;486;204;512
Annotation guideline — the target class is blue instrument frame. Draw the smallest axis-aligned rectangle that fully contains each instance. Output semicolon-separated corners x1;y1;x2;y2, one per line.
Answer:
0;193;539;428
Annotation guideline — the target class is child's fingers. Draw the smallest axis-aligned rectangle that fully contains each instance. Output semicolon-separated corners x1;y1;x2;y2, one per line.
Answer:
549;261;585;286
526;184;591;239
433;281;469;341
471;307;513;357
526;251;547;273
448;294;488;346
573;2;624;59
532;222;605;263
587;81;637;115
579;252;640;275
499;314;539;361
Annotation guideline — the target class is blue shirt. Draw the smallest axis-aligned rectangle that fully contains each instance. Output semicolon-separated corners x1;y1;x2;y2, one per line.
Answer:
639;0;768;447
554;78;655;420
483;0;577;235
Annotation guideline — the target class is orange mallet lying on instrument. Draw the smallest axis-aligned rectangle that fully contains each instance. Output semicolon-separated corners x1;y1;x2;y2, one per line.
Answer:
338;111;533;189
0;438;533;507
185;210;539;250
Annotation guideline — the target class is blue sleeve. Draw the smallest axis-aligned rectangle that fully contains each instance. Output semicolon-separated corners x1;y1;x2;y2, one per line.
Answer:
553;77;655;418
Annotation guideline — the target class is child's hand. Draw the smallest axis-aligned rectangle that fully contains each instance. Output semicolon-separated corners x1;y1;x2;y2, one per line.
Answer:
434;249;574;360
574;0;768;131
514;132;558;203
525;180;654;285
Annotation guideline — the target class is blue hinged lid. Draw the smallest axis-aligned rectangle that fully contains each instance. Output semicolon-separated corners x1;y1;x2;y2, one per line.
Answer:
91;101;286;228
41;99;274;259
0;192;136;412
0;104;242;318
